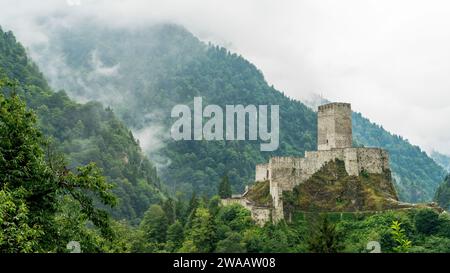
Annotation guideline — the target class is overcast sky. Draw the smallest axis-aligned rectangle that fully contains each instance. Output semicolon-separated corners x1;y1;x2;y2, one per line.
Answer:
1;0;450;155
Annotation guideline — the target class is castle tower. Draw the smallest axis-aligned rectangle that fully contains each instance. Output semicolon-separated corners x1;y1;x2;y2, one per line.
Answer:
317;102;352;151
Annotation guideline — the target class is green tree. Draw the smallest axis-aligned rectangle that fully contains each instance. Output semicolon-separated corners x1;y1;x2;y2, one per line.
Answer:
183;207;216;252
185;192;200;229
166;220;184;251
174;192;187;223
414;209;440;235
435;175;450;210
218;175;232;199
1;79;117;251
0;80;56;248
208;195;221;217
162;198;176;225
261;224;291;253
242;228;265;253
390;220;412;253
0;187;42;253
215;232;246;253
216;204;253;232
307;215;343;253
140;204;168;244
187;192;199;214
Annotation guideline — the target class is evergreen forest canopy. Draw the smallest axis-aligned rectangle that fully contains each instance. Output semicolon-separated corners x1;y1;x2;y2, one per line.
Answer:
431;151;450;172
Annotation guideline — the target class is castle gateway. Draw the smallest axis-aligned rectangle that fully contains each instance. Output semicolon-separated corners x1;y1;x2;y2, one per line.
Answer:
222;102;399;225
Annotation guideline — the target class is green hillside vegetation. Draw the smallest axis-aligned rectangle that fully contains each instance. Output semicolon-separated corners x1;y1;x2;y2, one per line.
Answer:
0;27;164;223
245;180;272;207
435;175;450;211
431;151;450;172
33;22;446;202
106;193;450;253
283;160;400;214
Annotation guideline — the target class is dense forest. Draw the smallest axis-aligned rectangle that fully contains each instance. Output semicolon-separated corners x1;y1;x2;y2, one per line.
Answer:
0;27;164;223
2;23;450;253
435;175;450;211
431;151;450;172
352;113;446;202
31;22;446;202
1;92;450;253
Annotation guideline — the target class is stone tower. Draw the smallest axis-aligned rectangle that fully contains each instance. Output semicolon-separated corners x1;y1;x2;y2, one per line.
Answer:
317;102;352;151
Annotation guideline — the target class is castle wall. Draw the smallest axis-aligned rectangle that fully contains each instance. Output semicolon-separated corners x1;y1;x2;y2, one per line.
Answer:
264;147;390;223
221;198;272;226
255;163;269;181
356;148;390;173
221;197;248;207
343;148;359;175
251;207;272;226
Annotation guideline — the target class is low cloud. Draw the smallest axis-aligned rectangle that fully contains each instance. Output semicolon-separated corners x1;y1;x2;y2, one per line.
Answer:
90;50;120;77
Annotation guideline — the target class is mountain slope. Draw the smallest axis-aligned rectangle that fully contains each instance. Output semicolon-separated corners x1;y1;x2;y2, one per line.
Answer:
0;27;164;222
30;22;445;202
431;151;450;173
435;175;450;210
353;113;446;202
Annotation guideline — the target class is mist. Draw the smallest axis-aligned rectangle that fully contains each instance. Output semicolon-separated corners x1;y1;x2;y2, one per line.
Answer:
1;0;450;155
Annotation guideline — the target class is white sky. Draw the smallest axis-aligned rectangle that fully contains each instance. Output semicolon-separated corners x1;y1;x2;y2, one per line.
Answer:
1;0;450;154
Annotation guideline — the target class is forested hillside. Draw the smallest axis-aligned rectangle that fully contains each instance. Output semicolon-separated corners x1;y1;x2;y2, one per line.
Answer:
0;27;164;223
30;22;445;202
435;175;450;211
353;113;446;202
431;151;450;172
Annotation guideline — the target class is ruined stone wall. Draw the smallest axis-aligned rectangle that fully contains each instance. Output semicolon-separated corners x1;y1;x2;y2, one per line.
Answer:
300;150;345;181
265;147;390;223
356;148;390;174
269;157;297;191
267;149;389;189
221;198;249;208
255;163;269;181
221;198;272;226
251;207;272;226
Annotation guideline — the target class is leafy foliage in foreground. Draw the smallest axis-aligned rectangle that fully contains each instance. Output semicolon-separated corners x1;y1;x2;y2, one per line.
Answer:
122;192;450;253
0;81;115;252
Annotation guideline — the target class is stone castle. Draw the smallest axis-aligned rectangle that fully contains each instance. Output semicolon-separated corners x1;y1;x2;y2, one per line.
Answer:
222;102;393;225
